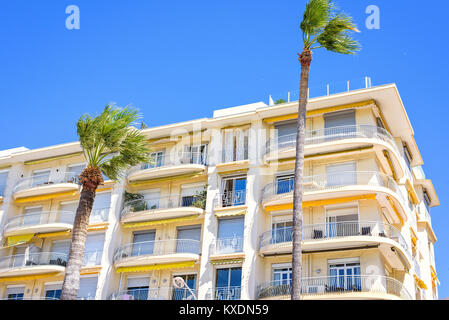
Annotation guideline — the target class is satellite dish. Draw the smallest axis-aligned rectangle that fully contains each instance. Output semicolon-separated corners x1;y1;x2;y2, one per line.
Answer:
173;277;186;289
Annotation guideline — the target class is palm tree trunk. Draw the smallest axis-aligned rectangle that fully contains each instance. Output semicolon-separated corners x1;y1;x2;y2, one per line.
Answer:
60;187;96;300
291;49;312;300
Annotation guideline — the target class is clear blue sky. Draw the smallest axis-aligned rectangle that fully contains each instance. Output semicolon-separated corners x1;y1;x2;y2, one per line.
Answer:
0;0;447;298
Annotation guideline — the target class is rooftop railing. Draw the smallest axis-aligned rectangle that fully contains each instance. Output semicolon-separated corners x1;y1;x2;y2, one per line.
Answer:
121;194;206;219
264;125;400;156
3;211;75;232
257;275;412;300
210;236;244;255
110;287;196;300
14;171;80;193
113;239;201;263
259;221;411;259
261;171;406;205
0;252;68;270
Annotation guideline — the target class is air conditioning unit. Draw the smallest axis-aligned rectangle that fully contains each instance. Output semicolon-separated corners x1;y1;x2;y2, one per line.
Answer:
307;285;325;294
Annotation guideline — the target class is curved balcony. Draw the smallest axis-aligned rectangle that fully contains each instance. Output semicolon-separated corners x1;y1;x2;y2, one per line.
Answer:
3;211;75;237
127;151;207;183
113;239;201;268
261;171;407;224
110;287;197;300
264;125;405;178
120;194;205;225
0;252;67;278
257;275;412;300
13;172;80;200
259;221;411;270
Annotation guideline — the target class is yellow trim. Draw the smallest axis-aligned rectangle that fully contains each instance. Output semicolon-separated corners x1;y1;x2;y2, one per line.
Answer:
263;100;376;123
80;267;102;275
128;172;204;187
14;190;78;204
116;261;196;273
97;187;113;193
6;234;35;247
0;272;61;282
405;180;419;205
35;230;71;238
210;258;244;265
215;209;247;217
217;168;249;176
413;275;428;290
87;223;109;232
24;152;84;165
387;196;404;226
122;215;199;229
0;196;3;204
383;150;397;180
264;194;377;212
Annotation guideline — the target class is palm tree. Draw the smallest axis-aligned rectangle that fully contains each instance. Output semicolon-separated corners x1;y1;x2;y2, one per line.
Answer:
60;105;150;300
291;0;360;300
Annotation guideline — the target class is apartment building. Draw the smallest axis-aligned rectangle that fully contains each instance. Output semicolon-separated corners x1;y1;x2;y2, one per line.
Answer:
0;83;440;300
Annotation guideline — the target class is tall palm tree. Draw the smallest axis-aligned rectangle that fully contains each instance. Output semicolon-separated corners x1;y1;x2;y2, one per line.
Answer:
60;105;150;300
291;0;360;300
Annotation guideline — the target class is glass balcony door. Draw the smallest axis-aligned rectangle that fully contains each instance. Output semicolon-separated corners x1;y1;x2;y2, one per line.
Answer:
215;267;242;300
217;217;244;253
172;274;197;300
22;206;43;226
126;277;149;300
329;262;361;292
326;162;356;187
271;221;293;244
31;169;50;187
176;225;201;254
324;110;356;141
276;175;294;194
131;231;155;256
183;145;207;165
145;151;164;169
273;267;292;285
222;177;246;207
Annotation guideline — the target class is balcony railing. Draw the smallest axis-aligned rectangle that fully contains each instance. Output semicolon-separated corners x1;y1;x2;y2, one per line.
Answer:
207;286;242;300
110;287;197;300
264;125;400;156
14;171;80;193
259;221;411;259
140;151;208;170
121;194;206;219
210;237;244;255
262;171;405;205
83;250;103;266
3;211;75;232
113;239;201;263
214;190;247;208
89;207;110;223
0;252;68;270
257;275;412;300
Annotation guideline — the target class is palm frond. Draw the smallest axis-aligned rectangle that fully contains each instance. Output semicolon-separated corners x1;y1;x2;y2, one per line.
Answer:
316;13;361;54
300;0;332;46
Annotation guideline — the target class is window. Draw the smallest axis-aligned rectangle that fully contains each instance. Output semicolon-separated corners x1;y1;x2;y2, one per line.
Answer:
272;265;292;285
222;176;246;207
271;220;293;244
181;184;206;207
50;240;70;266
31;169;51;187
324;110;356;139
6;286;25;300
78;276;98;300
144;151;165;169
403;144;412;170
126;277;149;300
222;128;249;163
276;175;295;194
140;189;160;210
84;234;105;266
22;206;43;226
45;283;62;300
217;217;244;253
326;162;356;187
0;170;9;196
12;246;26;268
183;145;207;165
328;259;361;291
423;191;431;213
67;163;85;177
176;225;201;254
215;267;242;300
132;231;156;256
172;274;197;300
59;201;77;224
326;206;359;237
274;121;297;150
91;192;111;223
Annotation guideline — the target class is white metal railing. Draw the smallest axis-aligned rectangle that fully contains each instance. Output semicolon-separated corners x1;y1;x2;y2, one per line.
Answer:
265;125;400;156
257;275;412;300
210;237;244;255
207;286;242;300
259;221;411;260
262;171;406;206
139;151;207;170
121;194;206;219
3;211;75;233
113;239;201;263
0;252;68;270
14;171;80;193
89;207;110;223
110;287;197;300
214;190;247;208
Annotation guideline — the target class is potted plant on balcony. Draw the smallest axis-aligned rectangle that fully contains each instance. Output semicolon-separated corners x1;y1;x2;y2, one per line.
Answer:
191;186;208;210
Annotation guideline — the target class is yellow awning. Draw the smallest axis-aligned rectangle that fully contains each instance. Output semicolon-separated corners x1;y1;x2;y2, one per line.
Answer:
14;190;78;204
116;261;196;273
122;215;199;229
35;230;71;239
214;209;247;218
0;272;61;282
6;234;35;247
